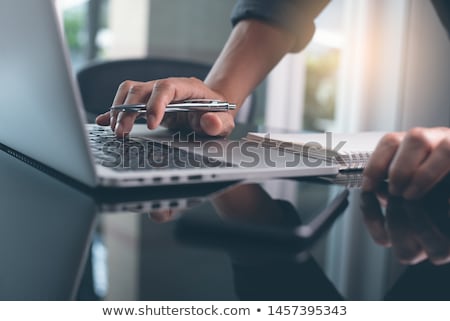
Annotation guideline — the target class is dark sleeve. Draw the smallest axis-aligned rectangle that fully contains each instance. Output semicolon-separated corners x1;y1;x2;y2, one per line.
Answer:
231;0;330;51
431;0;450;38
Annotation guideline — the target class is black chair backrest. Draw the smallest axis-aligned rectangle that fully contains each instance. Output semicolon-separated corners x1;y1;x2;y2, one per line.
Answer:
76;58;211;121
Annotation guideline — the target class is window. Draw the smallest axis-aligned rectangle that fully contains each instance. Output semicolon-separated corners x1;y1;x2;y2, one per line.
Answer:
265;0;412;133
59;0;234;69
58;0;90;69
303;1;345;131
265;0;345;132
59;0;150;69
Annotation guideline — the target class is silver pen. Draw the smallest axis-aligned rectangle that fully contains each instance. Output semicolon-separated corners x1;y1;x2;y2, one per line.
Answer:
110;99;236;113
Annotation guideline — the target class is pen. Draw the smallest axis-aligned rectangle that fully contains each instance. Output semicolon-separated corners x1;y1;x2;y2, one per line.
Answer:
110;99;236;113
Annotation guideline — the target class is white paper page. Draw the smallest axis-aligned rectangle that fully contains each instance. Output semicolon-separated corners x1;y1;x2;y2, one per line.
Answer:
247;132;386;154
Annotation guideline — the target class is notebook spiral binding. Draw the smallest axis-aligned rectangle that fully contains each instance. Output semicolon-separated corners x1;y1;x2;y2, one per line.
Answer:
338;151;371;170
319;172;365;189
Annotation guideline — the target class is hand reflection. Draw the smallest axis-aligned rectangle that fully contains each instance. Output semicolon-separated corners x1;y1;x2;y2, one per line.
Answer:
146;198;204;223
361;189;450;266
211;183;298;227
210;183;343;300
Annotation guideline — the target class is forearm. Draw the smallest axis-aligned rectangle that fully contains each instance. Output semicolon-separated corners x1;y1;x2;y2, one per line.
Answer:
204;19;296;116
101;19;298;137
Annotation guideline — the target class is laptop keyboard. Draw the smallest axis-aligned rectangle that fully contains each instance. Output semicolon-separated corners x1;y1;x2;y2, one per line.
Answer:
87;126;235;171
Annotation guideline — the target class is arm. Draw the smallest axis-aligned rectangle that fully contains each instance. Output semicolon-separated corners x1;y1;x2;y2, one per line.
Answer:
96;0;329;137
202;19;298;134
208;0;333;106
96;19;297;137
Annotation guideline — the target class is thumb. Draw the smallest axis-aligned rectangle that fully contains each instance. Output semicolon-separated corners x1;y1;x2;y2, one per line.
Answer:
200;112;235;136
96;112;111;126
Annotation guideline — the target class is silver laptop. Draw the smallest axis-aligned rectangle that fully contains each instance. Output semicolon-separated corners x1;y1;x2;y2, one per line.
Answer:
0;0;338;188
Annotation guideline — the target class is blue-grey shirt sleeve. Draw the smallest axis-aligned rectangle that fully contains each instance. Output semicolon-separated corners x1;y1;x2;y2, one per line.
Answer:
431;0;450;38
231;0;330;51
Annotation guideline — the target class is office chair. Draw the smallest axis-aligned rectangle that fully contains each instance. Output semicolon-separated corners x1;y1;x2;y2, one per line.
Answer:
77;57;254;124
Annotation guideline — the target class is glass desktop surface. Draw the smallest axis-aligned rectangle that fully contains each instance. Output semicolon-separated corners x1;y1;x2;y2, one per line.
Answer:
81;177;449;301
1;125;449;301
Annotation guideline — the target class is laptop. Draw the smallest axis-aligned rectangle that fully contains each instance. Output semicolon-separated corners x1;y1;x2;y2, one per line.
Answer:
0;0;338;188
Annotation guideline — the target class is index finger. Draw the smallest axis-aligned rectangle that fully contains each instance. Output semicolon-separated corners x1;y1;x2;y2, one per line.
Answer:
110;80;141;132
114;81;155;137
362;132;405;191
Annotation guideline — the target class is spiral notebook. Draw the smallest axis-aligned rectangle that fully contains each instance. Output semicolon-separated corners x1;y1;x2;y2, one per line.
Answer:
318;172;365;188
244;131;386;171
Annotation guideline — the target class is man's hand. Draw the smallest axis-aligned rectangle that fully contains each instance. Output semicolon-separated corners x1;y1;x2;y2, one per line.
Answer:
95;77;236;138
363;127;450;199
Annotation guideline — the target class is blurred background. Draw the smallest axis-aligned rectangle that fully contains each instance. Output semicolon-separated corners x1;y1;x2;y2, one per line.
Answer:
57;0;450;132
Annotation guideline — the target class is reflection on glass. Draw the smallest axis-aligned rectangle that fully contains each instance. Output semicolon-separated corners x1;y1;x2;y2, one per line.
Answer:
361;188;450;266
176;180;349;261
176;182;347;300
75;180;450;300
362;185;450;300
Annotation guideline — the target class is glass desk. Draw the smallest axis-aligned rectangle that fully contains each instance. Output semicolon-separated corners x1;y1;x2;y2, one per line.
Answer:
0;134;448;301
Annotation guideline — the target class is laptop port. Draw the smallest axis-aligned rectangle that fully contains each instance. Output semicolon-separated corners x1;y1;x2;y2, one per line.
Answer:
169;200;179;208
187;175;202;181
